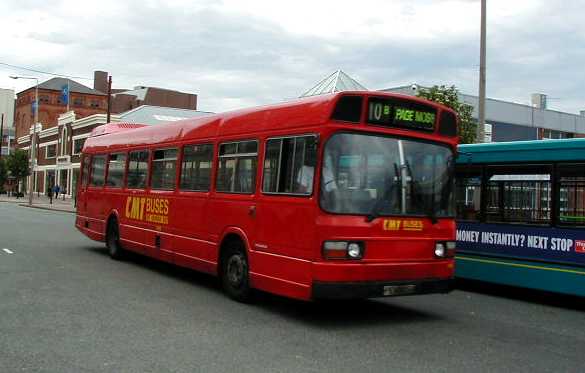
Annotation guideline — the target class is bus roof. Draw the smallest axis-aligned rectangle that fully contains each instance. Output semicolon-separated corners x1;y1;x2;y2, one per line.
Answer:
457;138;585;164
84;91;454;152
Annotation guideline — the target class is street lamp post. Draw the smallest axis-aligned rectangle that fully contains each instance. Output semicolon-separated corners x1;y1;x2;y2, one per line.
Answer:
10;75;39;206
477;0;487;143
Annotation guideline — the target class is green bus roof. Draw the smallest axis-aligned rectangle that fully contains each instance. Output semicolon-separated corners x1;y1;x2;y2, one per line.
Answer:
457;138;585;164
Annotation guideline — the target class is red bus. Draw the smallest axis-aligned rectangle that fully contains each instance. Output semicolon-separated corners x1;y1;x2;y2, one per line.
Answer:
76;91;459;302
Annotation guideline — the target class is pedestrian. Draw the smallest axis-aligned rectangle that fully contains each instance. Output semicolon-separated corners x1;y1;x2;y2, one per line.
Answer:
48;185;53;204
54;184;60;199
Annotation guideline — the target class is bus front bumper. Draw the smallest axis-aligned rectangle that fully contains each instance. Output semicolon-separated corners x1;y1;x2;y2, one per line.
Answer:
312;278;454;299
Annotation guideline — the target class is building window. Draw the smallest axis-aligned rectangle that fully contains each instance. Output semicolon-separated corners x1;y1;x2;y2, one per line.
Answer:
46;144;57;159
73;97;84;107
127;150;149;189
61;127;68;155
106;153;126;188
90;100;101;108
151;148;178;190
542;129;574;140
263;135;317;195
484;123;493;143
39;95;50;104
89;155;106;187
180;144;213;191
216;140;257;194
73;138;86;155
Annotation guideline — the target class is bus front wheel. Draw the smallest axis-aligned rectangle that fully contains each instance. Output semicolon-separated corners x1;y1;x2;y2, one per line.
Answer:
221;241;252;302
106;218;124;260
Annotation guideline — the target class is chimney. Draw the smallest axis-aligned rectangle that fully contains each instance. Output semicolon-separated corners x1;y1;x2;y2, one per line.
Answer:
94;71;108;94
531;93;547;109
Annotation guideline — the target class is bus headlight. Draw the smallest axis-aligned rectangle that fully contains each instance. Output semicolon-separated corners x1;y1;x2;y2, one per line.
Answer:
435;241;456;258
323;241;364;260
347;243;362;259
434;243;446;258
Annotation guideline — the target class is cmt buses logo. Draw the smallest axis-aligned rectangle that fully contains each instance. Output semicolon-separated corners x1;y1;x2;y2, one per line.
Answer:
125;197;170;225
575;240;585;254
382;219;424;231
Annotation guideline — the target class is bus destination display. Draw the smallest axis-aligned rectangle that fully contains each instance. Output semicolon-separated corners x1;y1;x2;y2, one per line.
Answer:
367;98;436;131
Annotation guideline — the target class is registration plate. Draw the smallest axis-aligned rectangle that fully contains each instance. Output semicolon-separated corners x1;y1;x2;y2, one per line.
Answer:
383;284;417;296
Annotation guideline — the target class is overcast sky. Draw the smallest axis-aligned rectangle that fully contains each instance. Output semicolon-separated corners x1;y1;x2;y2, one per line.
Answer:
0;0;583;115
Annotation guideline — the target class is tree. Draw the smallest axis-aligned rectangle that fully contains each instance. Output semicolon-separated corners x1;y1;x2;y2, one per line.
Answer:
416;85;477;144
6;149;30;193
0;158;6;193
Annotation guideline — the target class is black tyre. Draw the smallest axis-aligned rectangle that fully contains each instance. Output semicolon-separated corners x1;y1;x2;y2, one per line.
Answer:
106;218;124;260
221;241;252;302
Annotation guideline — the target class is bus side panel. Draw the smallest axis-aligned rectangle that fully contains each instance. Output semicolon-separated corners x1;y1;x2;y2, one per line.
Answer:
248;256;312;300
119;223;153;255
171;193;217;274
118;193;156;256
85;187;107;239
207;194;257;261
457;254;585;297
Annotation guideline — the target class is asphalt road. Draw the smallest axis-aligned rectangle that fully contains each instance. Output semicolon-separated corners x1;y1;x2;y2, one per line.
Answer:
1;202;584;373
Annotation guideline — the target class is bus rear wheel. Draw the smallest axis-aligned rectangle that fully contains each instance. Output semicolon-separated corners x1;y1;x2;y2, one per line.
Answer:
221;241;252;302
106;218;124;260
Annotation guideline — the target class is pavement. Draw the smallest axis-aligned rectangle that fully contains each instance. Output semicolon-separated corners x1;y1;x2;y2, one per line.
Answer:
0;193;75;213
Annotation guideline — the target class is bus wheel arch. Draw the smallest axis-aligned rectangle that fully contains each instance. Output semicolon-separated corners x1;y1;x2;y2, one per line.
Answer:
105;212;124;260
218;233;252;302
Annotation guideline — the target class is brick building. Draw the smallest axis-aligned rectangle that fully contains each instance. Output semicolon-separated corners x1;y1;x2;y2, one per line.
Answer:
110;86;198;113
14;71;200;197
14;78;107;140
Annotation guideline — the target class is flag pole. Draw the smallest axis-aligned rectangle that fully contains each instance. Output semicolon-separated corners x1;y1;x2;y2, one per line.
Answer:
66;80;70;112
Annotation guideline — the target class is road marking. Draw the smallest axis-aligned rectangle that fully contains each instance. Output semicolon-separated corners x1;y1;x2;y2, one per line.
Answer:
2;248;14;254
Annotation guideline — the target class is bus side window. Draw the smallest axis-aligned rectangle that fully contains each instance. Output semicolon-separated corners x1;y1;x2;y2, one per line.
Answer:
81;155;91;189
216;140;258;194
151;148;178;190
485;166;552;225
263;135;317;195
89;155;106;187
180;144;213;191
127;150;149;189
106;153;127;188
557;163;585;226
455;170;482;221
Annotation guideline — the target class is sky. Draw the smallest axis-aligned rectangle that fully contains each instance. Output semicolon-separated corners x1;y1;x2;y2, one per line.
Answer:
0;0;583;115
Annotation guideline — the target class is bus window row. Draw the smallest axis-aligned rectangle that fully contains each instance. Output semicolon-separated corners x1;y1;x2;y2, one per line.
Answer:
82;135;317;196
456;163;585;226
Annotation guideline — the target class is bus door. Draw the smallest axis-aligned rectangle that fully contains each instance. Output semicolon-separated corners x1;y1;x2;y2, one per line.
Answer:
86;154;108;233
254;135;318;286
77;154;91;216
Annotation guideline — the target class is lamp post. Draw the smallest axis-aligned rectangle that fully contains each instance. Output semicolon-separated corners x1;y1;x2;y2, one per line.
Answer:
477;0;487;143
10;75;39;206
